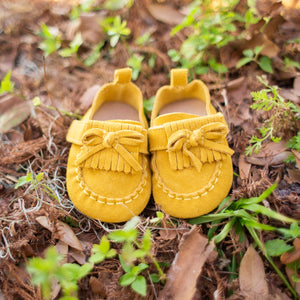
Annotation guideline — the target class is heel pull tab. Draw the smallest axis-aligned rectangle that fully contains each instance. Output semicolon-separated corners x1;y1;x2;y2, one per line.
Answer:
114;68;132;84
171;69;188;87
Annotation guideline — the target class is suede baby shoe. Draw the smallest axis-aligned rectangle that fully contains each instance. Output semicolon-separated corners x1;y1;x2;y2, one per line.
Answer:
66;68;151;223
149;69;234;218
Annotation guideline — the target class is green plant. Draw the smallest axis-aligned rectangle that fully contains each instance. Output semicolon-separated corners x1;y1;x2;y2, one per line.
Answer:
108;216;166;296
189;184;298;298
286;132;300;163
245;76;300;156
0;70;14;95
70;0;96;20
27;246;93;300
15;171;59;201
168;0;261;75
59;33;83;58
38;24;62;56
28;217;166;299
283;57;300;70
32;96;82;119
83;41;104;66
127;54;144;80
236;46;273;73
101;15;131;48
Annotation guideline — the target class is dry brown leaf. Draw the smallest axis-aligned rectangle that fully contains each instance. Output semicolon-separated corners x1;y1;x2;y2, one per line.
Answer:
246;140;289;166
291;149;300;168
294;76;300;96
285;267;300;298
239;245;269;300
158;228;214;300
69;247;86;265
79;84;101;112
147;4;184;25
239;155;252;180
36;216;83;251
79;13;106;46
56;221;83;251
0;95;31;133
89;276;107;297
36;215;54;232
286;168;300;184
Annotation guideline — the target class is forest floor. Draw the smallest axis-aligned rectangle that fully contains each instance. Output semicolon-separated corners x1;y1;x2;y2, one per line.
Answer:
0;0;300;299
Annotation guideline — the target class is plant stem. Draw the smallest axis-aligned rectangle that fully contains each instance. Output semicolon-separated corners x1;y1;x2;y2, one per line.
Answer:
149;253;166;283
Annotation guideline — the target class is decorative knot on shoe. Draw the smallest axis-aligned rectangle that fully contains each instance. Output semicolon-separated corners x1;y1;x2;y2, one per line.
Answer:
76;128;145;172
166;122;234;172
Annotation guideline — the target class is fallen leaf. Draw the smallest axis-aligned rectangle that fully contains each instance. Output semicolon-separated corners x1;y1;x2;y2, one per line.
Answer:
0;95;31;133
36;215;54;232
89;276;107;297
79;84;101;112
285;267;300;298
239;245;269;300
158;228;215;300
294;76;300;97
291;149;300;168
56;221;83;251
79;12;106;46
147;4;184;25
36;216;83;251
246;140;290;166
239;155;252;180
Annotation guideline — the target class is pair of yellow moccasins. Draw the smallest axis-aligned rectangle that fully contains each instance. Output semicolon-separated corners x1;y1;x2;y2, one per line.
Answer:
66;68;234;223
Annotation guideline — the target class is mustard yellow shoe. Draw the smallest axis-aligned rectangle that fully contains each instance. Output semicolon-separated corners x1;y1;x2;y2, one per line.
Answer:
149;69;234;219
66;68;151;223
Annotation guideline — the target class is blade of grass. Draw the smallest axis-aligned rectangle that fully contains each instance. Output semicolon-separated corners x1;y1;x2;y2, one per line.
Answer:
189;212;234;224
214;217;236;243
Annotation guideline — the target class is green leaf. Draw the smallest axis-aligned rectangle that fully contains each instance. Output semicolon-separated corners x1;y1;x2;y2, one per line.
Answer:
0;71;14;94
131;275;147;296
110;34;120;47
106;249;117;258
142;229;152;252
189;212;234;224
104;0;129;10
36;172;44;182
214;217;236;243
150;273;160;283
15;175;30;189
236;57;253;68
245;204;297;223
277;223;300;239
89;252;105;264
108;230;128;242
119;254;132;273
143;96;155;113
265;239;293;257
258;56;273;73
99;235;110;254
254;45;263;55
119;272;136;286
243;49;254;57
124;216;140;231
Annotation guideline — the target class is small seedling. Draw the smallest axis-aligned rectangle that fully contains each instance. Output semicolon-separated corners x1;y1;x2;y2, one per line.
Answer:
108;216;166;295
245;76;300;156
38;24;62;56
27;246;93;300
0;70;14;95
89;235;117;264
101;16;131;48
58;33;83;58
83;41;104;67
70;0;96;19
283;57;300;70
127;54;144;80
236;46;273;73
